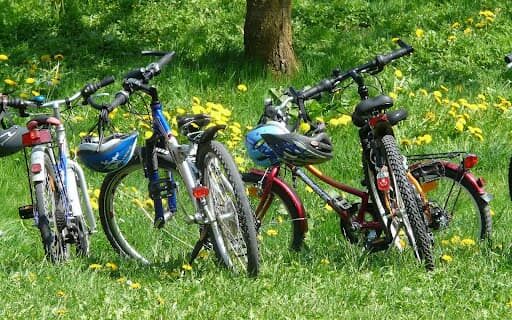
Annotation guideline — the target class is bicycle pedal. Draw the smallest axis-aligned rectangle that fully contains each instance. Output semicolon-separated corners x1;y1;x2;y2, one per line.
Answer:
333;197;352;211
18;205;34;219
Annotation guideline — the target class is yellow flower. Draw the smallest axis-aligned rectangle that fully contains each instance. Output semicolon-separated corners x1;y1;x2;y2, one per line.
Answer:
328;118;340;126
56;290;66;297
116;277;127;284
391;37;400;43
157;296;165;305
440;85;449;92
463;27;472;35
447;35;456;42
89;263;102;270
394;69;403;79
237;84;248;92
129;282;141;289
338;115;351;125
490;209;495;216
299;122;311;133
417;134;432;145
324;203;333;211
105;262;118;271
56;308;67;316
0;54;8;61
466;17;474;25
433;91;442;98
320;258;330;265
425;111;436;121
51;78;60;85
419;89;428;96
455;120;464;132
461;238;476;246
400;138;411;146
415;28;425;38
182;263;193;271
25;78;36;84
266;229;278;237
144;199;154;209
54;54;64;61
235;156;245;166
441;240;450;246
144;131;153;139
389;92;398;100
479;10;495;18
93;189;101;198
450;235;461;245
305;186;314;193
4;79;16;86
441;254;453;263
451;22;460;29
475;22;485;29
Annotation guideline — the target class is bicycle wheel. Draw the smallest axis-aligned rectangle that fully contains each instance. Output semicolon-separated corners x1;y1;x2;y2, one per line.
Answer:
379;135;434;270
196;141;259;276
509;156;512;201
410;161;492;242
34;151;68;262
242;171;306;258
99;148;202;265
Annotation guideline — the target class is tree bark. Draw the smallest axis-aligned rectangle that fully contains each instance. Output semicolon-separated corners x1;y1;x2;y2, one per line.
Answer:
244;0;298;74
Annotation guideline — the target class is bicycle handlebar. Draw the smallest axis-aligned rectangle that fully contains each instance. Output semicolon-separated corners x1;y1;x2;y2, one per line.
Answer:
299;39;414;101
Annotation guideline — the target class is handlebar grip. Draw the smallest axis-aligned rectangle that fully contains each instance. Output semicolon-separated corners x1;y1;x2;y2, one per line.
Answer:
81;76;115;99
505;53;512;64
107;91;129;112
6;97;36;108
376;46;414;66
300;79;334;100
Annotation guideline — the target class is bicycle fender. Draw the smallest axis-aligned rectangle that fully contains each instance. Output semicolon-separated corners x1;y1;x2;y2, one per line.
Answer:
443;161;493;204
30;146;46;183
249;168;308;233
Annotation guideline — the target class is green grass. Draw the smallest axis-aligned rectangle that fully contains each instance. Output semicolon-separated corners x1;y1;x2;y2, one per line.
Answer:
1;0;512;318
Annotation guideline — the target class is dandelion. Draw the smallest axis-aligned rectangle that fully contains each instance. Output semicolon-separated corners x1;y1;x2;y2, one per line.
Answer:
441;254;453;263
129;282;141;289
391;37;400;43
56;290;66;297
400;138;412;146
40;54;51;62
93;189;100;198
237;84;248;92
192;96;201;105
417;134;432;145
389;92;398;100
266;229;278;237
54;54;64;61
338;115;351;125
425;111;436;121
144;131;153;139
455;120;465;132
182;263;193;271
320;258;330;265
466;17;474;25
299;122;311;133
394;69;403;79
198;250;209;259
451;22;461;29
440;85;449;92
105;262;118;271
157;296;165;305
89;263;102;270
56;308;67;316
450;235;461;245
463;27;472;35
0;54;8;61
479;10;495;18
305;186;314;193
419;89;428;96
447;35;456;42
324;203;333;211
507;300;512;308
475;22;485;29
441;240;450;246
415;28;425;38
4;79;16;86
461;238;476;246
25;78;36;84
116;277;127;284
235;156;245;166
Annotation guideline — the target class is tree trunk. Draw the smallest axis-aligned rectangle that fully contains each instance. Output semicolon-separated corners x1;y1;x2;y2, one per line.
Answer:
244;0;298;74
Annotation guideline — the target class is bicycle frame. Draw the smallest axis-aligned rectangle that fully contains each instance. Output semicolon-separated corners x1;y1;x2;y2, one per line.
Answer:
23;97;96;233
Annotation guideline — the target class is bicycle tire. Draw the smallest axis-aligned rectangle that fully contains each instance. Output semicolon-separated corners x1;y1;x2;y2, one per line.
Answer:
34;151;68;262
380;135;434;270
509;156;512;201
410;161;492;242
196;141;259;276
242;171;305;255
99;148;202;264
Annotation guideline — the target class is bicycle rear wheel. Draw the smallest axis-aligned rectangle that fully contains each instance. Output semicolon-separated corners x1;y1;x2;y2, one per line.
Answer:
196;141;259;276
377;135;434;270
410;161;492;243
99;149;200;265
242;171;306;258
34;151;68;262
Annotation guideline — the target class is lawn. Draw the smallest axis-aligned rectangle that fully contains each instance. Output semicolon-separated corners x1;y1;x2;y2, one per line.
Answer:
1;0;512;318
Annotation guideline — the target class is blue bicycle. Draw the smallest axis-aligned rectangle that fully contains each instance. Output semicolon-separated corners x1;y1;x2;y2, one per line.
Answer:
81;52;259;275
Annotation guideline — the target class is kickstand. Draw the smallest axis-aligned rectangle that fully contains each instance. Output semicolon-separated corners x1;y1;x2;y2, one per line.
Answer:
189;229;208;264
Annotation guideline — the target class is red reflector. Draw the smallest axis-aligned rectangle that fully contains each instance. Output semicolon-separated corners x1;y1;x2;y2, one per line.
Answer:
192;186;209;199
31;163;42;174
463;154;478;169
22;129;52;147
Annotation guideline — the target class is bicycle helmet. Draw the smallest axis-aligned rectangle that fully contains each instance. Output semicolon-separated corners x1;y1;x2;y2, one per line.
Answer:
245;121;289;167
78;132;138;173
0;125;27;157
261;131;333;167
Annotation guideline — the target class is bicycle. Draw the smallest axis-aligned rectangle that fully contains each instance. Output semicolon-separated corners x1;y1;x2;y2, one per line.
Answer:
506;52;512;201
244;40;435;270
1;77;114;262
84;51;259;276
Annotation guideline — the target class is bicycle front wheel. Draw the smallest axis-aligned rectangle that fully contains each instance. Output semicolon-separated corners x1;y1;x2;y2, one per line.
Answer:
99;150;201;265
379;135;434;270
410;161;492;242
242;171;306;257
196;141;259;276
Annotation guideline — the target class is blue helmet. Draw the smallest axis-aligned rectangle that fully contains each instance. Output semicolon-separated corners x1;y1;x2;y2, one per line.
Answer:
245;121;289;167
78;132;138;173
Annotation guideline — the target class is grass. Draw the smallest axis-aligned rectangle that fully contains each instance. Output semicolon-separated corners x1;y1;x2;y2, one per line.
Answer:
1;0;512;318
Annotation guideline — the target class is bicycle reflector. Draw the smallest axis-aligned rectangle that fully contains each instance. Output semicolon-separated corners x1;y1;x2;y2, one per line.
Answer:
22;129;52;147
463;154;478;169
192;186;209;199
